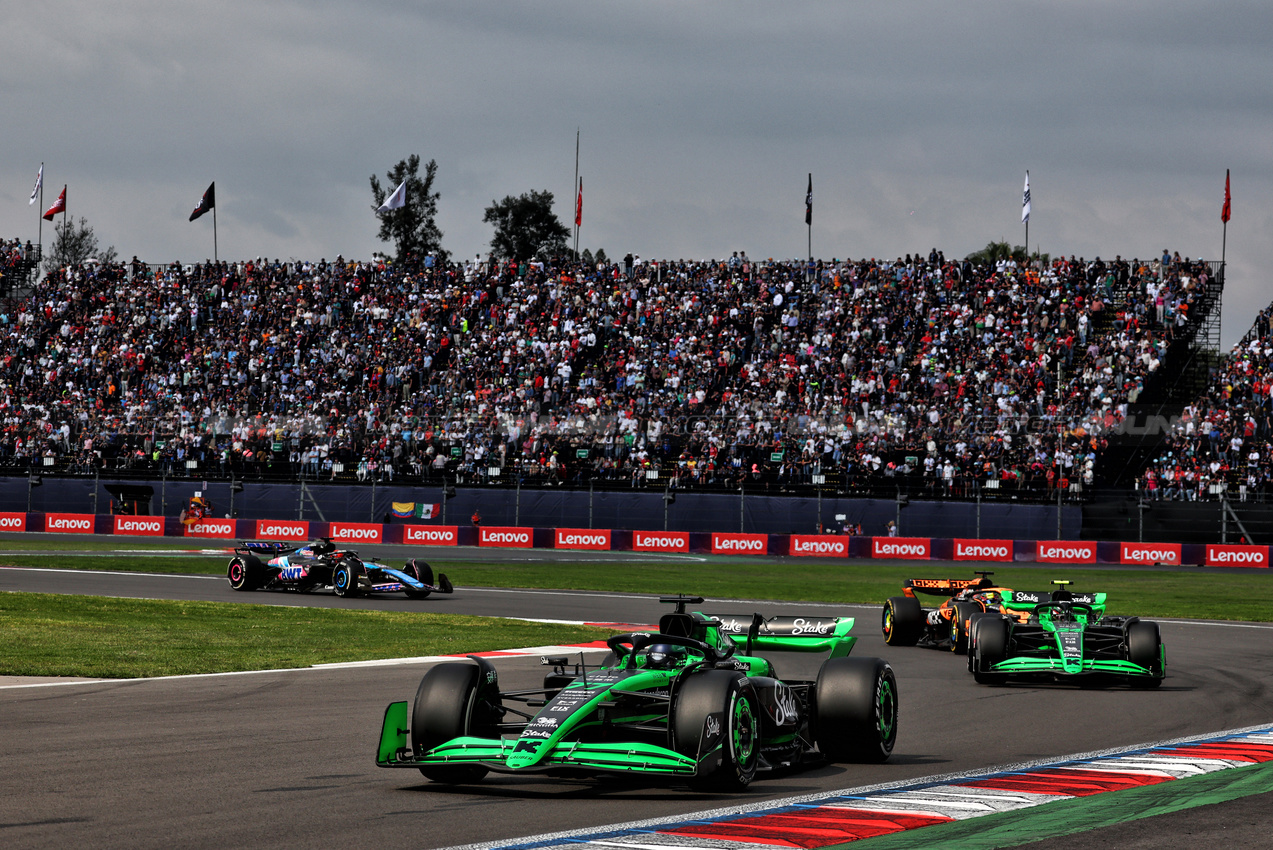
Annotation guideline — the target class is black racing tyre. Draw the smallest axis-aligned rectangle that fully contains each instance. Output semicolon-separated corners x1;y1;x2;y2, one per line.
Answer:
882;596;923;646
403;559;434;599
333;562;360;598
965;613;995;670
226;557;260;591
971;617;1009;685
411;663;489;783
1127;621;1164;688
812;656;898;763
949;601;978;653
673;669;760;790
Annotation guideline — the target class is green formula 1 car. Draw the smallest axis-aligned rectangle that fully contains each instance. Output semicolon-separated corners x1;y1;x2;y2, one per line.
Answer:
376;596;898;790
967;582;1165;688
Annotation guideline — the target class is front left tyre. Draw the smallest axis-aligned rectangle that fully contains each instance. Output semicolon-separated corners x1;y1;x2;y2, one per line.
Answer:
403;559;434;599
812;656;898;763
673;669;760;790
882;596;923;646
411;663;489;783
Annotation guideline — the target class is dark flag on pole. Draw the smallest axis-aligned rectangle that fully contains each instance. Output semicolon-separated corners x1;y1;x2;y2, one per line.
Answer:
42;185;66;221
575;177;582;228
805;173;812;225
1221;169;1231;223
190;182;215;221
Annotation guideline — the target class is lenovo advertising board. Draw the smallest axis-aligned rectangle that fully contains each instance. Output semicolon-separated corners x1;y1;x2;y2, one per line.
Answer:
45;513;95;534
254;519;310;541
632;530;690;553
185;519;236;538
1036;540;1097;563
1204;544;1269;568
871;537;931;559
1119;541;1181;565
328;522;383;544
710;532;768;555
479;526;534;549
113;515;164;536
788;535;848;557
554;528;612;551
953;539;1013;561
401;525;459;546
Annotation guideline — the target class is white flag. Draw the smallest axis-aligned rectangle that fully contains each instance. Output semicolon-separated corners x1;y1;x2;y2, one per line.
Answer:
29;164;43;205
376;179;407;213
1021;171;1031;223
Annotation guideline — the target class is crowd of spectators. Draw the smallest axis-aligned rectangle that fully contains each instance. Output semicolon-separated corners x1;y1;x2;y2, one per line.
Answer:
1139;306;1273;501
0;240;1221;499
0;239;38;288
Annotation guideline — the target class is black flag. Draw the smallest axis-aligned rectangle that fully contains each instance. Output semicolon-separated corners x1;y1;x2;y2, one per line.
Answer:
189;182;215;221
805;173;812;225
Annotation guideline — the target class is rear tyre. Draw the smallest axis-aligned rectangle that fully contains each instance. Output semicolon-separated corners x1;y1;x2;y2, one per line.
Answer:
226;557;260;591
333;562;360;598
412;663;490;783
882;596;922;646
949;601;978;653
403;559;434;599
1127;621;1164;688
971;617;1009;685
673;670;760;790
813;657;898;763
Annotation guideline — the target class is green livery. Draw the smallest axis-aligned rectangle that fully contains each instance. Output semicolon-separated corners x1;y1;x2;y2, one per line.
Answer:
968;583;1166;687
376;596;898;790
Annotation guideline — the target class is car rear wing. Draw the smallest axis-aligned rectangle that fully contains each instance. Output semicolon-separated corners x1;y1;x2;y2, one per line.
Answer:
236;540;298;556
1001;590;1106;610
710;613;857;658
903;577;994;598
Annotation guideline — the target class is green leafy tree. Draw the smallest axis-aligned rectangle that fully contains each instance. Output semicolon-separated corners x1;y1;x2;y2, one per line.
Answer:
44;216;117;272
482;190;570;261
370;155;447;263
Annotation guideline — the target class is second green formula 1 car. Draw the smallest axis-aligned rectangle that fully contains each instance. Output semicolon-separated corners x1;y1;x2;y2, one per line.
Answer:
967;582;1166;688
376;596;898;790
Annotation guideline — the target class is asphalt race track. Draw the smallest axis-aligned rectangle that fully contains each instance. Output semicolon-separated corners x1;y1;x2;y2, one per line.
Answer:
2;549;1273;848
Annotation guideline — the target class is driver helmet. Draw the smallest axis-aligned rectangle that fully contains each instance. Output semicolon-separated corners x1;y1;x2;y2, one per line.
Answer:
645;643;687;669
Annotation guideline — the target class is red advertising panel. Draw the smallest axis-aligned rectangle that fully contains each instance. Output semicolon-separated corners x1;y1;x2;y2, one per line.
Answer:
1205;544;1270;568
401;525;459;546
788;534;848;558
0;512;27;532
871;537;931;559
554;528;612;551
113;515;164;536
1036;540;1097;563
254;519;310;540
953;538;1014;562
632;530;690;553
184;519;236;538
45;513;95;534
328;522;383;544
479;526;534;549
1119;541;1181;565
710;532;768;555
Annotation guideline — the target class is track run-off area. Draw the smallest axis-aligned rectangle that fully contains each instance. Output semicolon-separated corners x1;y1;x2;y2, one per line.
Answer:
2;540;1273;849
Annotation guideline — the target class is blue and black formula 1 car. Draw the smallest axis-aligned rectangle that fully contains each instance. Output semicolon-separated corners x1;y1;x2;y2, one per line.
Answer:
376;595;898;790
967;582;1165;688
226;538;453;599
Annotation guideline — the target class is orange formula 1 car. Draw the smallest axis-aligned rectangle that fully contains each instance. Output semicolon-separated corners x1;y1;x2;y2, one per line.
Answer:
882;572;1013;653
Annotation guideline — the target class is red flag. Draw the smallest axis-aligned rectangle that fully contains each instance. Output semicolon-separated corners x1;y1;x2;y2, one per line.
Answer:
42;185;66;221
574;177;582;228
1221;169;1231;223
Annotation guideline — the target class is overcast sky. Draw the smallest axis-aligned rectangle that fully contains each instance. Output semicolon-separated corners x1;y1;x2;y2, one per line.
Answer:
4;1;1269;346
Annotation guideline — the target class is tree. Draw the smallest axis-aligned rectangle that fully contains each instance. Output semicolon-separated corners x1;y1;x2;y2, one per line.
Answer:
44;216;117;272
482;190;570;261
370;155;447;263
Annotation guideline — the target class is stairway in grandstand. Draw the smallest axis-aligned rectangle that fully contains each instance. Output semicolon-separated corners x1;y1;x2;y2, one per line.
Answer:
1093;262;1225;488
0;244;42;298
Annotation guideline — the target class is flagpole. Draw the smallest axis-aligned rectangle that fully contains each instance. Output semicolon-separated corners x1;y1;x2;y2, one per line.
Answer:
806;172;812;284
573;128;580;258
37;165;43;257
213;203;219;264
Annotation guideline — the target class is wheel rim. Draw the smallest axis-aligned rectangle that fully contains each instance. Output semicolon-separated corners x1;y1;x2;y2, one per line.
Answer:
882;604;893;638
876;677;897;742
335;570;347;590
730;693;756;765
229;562;242;583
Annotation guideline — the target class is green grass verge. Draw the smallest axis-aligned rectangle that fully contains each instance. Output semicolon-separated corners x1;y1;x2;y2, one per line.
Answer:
2;548;1272;621
0;593;613;678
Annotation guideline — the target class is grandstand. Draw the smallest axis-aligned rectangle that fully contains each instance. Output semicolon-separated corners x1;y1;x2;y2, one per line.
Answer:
2;245;1264;539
